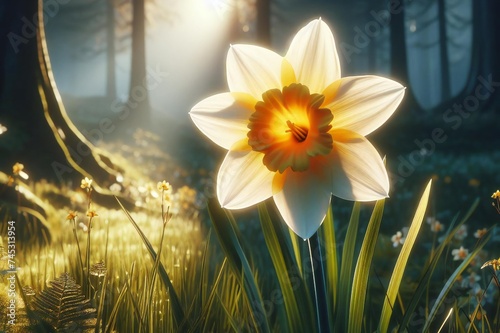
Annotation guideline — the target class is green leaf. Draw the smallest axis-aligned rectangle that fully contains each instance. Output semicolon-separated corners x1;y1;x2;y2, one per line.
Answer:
422;229;492;332
398;198;480;332
207;198;271;333
189;257;228;333
348;199;385;333
104;263;132;333
319;205;337;331
258;203;316;333
115;197;186;329
289;229;303;275
335;202;361;332
378;180;432;333
95;274;108;333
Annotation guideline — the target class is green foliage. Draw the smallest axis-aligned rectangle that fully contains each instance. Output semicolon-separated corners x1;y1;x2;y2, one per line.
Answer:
116;197;186;330
6;178;498;333
202;180;497;333
422;228;492;332
334;201;360;331
258;202;316;333
379;180;432;332
349;199;385;333
207;198;271;333
31;272;97;332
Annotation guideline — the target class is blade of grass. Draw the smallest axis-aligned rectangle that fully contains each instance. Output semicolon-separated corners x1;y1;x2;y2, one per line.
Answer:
124;264;147;330
422;229;492;332
207;198;271;333
398;199;480;332
348;199;385;333
95;275;108;333
116;197;186;329
379;180;432;332
104;263;133;333
141;219;168;333
189;258;227;333
215;290;242;332
319;204;337;330
15;273;38;329
289;229;303;275
335;201;361;332
186;229;214;332
258;203;315;333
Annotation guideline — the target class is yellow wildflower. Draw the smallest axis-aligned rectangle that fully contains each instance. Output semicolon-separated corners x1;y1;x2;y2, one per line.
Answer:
481;258;500;271
157;180;172;192
81;177;93;189
12;162;24;175
66;211;77;220
12;162;29;179
87;210;98;218
491;190;500;199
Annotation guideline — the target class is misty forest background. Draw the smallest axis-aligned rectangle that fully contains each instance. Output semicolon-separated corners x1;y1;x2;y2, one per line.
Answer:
1;0;500;235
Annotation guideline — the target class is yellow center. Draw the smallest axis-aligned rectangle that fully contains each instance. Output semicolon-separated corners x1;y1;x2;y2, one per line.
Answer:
247;83;333;173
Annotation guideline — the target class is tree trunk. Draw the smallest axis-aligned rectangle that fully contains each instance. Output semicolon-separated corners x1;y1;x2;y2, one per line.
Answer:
106;0;116;100
389;0;417;113
437;0;451;101
474;0;500;110
390;2;409;85
0;0;129;208
126;0;150;128
256;0;271;46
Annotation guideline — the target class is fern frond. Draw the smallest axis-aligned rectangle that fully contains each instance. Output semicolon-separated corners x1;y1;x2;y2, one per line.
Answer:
31;272;97;332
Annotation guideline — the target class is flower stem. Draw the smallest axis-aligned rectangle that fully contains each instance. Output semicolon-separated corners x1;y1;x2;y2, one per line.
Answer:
71;219;84;280
307;232;330;333
86;217;92;298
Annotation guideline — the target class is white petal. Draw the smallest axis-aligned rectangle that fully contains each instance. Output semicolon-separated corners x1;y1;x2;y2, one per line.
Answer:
330;129;389;201
227;45;283;99
285;18;341;94
273;170;332;239
217;150;274;209
190;93;254;150
325;75;405;136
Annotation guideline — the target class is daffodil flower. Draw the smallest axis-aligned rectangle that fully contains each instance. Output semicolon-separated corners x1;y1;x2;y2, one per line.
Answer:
190;19;405;239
